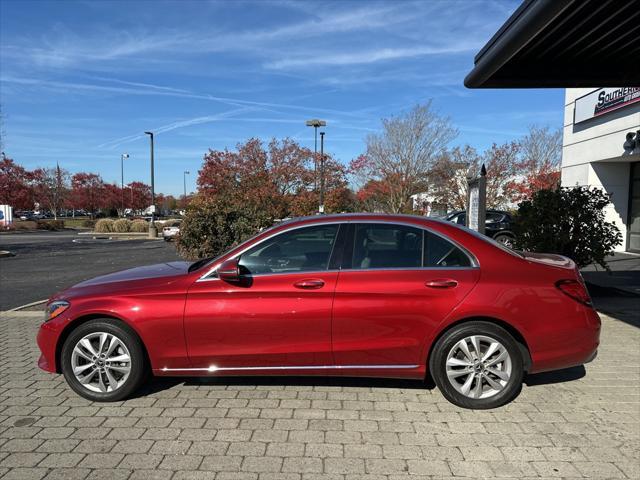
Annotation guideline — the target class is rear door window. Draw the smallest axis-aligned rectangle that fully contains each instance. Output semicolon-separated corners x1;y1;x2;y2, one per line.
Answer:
350;223;423;269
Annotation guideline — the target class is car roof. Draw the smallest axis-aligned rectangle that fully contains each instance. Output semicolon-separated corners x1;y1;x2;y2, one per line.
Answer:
273;212;454;229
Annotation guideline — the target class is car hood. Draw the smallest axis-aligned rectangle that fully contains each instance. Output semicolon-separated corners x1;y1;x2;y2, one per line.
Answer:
53;261;192;300
74;261;191;286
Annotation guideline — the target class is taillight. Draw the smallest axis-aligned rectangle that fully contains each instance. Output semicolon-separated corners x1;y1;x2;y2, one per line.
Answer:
556;279;592;307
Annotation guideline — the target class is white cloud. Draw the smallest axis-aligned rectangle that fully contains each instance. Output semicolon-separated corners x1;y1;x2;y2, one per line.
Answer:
266;45;476;69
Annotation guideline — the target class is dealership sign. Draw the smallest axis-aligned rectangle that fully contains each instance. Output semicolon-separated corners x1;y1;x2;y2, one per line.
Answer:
575;87;640;124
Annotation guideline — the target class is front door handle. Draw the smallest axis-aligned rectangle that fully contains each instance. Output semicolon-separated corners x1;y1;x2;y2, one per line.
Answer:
294;279;325;289
425;279;458;289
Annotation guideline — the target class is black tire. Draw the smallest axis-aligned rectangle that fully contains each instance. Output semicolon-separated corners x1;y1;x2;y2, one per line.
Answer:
60;319;147;402
430;321;524;409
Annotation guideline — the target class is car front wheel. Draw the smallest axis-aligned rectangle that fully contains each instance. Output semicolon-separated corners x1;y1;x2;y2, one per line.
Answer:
430;321;524;409
61;319;147;402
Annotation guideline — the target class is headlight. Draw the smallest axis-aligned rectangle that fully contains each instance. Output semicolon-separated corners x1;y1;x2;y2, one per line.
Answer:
45;300;70;321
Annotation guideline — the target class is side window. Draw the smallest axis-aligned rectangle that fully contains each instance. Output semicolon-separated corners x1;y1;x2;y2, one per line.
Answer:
238;224;339;275
486;212;503;223
351;223;423;269
424;231;472;267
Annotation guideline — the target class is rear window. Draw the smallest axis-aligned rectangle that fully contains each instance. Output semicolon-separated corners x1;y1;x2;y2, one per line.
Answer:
425;232;472;267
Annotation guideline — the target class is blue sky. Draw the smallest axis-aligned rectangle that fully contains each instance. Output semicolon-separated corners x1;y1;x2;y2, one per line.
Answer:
0;0;564;196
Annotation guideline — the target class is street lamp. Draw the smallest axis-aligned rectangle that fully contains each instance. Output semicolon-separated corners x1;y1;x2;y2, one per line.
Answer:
144;131;156;238
305;119;326;190
183;170;190;200
120;153;129;216
319;131;325;214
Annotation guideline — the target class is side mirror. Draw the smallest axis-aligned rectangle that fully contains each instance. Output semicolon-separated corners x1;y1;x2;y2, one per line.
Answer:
217;258;240;283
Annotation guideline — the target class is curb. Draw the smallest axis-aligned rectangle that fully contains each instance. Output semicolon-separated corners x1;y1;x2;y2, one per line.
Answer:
0;310;43;318
8;299;47;311
77;232;161;240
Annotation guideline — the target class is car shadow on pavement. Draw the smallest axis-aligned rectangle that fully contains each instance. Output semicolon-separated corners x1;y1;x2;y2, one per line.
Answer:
524;365;586;386
136;367;587;399
135;375;435;398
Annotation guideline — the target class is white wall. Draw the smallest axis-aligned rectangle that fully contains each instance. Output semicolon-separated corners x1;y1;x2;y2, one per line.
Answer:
561;89;640;252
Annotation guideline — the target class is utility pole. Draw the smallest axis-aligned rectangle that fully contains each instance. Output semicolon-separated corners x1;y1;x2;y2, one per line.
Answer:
306;119;326;191
183;170;190;200
120;153;129;216
144;132;156;238
319;131;325;214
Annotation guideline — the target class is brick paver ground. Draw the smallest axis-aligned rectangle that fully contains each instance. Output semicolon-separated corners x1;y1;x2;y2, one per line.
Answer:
0;308;638;479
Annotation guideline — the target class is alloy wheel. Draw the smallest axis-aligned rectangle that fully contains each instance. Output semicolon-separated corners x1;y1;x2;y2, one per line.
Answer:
445;335;512;399
71;332;132;393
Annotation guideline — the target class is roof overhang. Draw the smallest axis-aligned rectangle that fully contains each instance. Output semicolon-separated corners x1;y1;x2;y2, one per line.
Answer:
465;0;640;88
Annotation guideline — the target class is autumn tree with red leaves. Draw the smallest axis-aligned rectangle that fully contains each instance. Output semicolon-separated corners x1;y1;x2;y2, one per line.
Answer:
69;173;105;217
0;157;34;210
178;137;355;259
126;181;151;212
31;164;70;219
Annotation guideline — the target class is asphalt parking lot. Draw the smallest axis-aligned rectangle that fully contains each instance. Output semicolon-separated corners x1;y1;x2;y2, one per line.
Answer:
0;231;181;310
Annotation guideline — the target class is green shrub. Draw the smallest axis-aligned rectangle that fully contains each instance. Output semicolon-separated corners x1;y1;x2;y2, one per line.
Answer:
112;219;132;233
513;186;622;269
94;218;114;233
176;197;271;260
82;219;96;228
130;219;149;232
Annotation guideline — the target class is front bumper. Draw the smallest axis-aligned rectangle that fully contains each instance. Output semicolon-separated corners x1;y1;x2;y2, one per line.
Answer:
36;319;62;373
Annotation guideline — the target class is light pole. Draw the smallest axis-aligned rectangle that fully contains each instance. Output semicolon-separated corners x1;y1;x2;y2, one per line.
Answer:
319;131;325;214
183;170;190;201
120;153;129;216
144;131;156;238
305;119;326;190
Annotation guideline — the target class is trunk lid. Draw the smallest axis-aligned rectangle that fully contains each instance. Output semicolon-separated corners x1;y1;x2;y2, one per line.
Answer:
518;251;576;270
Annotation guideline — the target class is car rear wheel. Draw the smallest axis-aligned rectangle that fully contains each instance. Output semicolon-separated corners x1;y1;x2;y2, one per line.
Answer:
493;234;514;248
61;319;147;402
430;321;523;409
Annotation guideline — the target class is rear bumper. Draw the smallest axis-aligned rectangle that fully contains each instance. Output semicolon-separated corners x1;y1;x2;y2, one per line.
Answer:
528;307;601;374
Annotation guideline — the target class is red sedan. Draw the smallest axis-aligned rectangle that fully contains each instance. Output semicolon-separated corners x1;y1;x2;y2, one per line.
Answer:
37;214;600;409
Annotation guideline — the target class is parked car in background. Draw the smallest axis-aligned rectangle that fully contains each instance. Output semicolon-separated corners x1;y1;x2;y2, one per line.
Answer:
444;210;515;247
162;220;181;241
37;213;599;409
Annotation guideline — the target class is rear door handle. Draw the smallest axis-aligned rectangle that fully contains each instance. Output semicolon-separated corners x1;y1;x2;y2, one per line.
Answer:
294;279;325;289
425;279;458;289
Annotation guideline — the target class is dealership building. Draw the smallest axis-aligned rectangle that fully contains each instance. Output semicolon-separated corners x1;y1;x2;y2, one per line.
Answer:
561;88;640;252
465;0;640;253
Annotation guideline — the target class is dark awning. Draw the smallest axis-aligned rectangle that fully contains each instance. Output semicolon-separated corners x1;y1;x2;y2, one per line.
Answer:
465;0;640;88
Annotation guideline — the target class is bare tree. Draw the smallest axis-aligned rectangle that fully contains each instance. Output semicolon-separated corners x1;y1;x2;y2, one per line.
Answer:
354;102;457;213
430;142;521;210
519;125;562;174
429;146;480;211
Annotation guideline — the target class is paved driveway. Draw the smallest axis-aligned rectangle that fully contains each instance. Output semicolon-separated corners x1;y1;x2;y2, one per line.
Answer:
0;308;638;480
